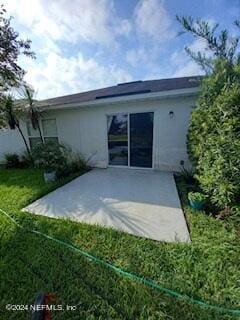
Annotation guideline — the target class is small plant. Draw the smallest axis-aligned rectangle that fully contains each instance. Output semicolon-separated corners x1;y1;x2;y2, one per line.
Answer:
188;192;207;202
188;192;208;210
20;150;34;168
57;152;88;178
69;153;87;172
4;153;20;168
179;162;195;184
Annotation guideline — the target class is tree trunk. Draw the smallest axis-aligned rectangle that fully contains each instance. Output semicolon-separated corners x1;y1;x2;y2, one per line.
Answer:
16;123;32;158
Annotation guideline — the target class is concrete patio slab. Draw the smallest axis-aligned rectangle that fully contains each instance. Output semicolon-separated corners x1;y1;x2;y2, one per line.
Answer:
24;168;190;243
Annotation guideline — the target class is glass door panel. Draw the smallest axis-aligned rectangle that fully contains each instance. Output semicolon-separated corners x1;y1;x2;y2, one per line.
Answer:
107;114;128;166
130;112;153;168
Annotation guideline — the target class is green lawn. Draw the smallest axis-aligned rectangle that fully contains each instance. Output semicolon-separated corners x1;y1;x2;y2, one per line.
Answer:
0;168;239;319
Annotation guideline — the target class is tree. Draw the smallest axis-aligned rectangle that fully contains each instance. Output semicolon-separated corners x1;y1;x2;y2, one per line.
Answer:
177;16;240;209
0;5;36;158
17;84;44;143
190;72;240;208
0;95;31;156
0;83;43;158
176;16;240;73
0;4;35;95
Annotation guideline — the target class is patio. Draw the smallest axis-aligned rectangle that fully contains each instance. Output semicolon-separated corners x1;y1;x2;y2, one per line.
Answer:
24;168;190;242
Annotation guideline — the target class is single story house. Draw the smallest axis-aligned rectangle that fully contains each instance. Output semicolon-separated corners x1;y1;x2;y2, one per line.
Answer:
0;76;201;171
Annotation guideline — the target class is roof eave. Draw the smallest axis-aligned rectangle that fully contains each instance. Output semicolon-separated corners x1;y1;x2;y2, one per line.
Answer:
40;87;200;111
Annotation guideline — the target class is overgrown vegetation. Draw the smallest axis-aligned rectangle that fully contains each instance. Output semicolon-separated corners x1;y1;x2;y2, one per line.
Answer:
0;168;239;319
177;16;240;210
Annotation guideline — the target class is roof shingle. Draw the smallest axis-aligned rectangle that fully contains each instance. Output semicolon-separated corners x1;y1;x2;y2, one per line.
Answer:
42;75;201;107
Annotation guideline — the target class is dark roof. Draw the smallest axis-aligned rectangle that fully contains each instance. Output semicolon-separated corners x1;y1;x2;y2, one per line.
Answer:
42;76;201;107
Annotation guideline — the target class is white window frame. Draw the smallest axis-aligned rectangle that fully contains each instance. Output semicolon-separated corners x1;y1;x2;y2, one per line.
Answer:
27;118;58;148
41;118;58;140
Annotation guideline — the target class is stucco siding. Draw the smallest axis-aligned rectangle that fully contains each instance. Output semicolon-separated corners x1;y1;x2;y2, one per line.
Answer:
43;95;196;171
0;95;196;171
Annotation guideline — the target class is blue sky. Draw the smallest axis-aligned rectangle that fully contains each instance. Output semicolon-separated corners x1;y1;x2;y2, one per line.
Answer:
3;0;240;99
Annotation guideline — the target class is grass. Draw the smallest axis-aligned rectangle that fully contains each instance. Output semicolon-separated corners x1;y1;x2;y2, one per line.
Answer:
0;168;239;319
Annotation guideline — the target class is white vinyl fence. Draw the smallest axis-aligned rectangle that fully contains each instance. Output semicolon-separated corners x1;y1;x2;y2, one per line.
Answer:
0;129;26;163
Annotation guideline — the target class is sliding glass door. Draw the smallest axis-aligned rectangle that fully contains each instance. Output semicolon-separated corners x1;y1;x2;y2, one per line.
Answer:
107;114;128;166
130;112;153;168
107;112;153;168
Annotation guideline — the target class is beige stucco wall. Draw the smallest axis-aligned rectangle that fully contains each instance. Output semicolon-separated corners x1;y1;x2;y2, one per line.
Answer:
0;95;196;171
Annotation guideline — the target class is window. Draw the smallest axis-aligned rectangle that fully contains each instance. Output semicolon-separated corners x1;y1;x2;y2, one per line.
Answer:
27;122;42;149
42;119;58;144
27;119;58;149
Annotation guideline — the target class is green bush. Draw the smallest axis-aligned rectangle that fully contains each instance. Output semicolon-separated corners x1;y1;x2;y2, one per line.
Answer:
69;153;87;171
4;152;33;169
179;164;196;185
32;141;87;178
188;61;240;208
56;152;87;178
20;150;34;168
32;141;68;173
4;153;21;168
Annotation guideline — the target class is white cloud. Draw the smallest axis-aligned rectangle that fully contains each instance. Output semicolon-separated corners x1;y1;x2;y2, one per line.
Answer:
126;48;148;67
1;0;134;99
172;60;203;78
134;0;174;42
20;52;132;99
116;19;132;37
170;39;208;77
1;0;208;99
3;0;130;45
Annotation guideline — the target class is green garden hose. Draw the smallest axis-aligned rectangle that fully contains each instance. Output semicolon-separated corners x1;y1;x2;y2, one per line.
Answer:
0;208;240;317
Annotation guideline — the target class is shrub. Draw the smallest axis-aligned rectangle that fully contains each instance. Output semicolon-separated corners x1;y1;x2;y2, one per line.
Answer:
57;152;87;178
4;151;34;169
4;153;21;168
69;153;87;172
32;141;87;178
32;141;68;173
20;150;34;168
188;61;240;209
188;192;207;203
179;163;196;185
